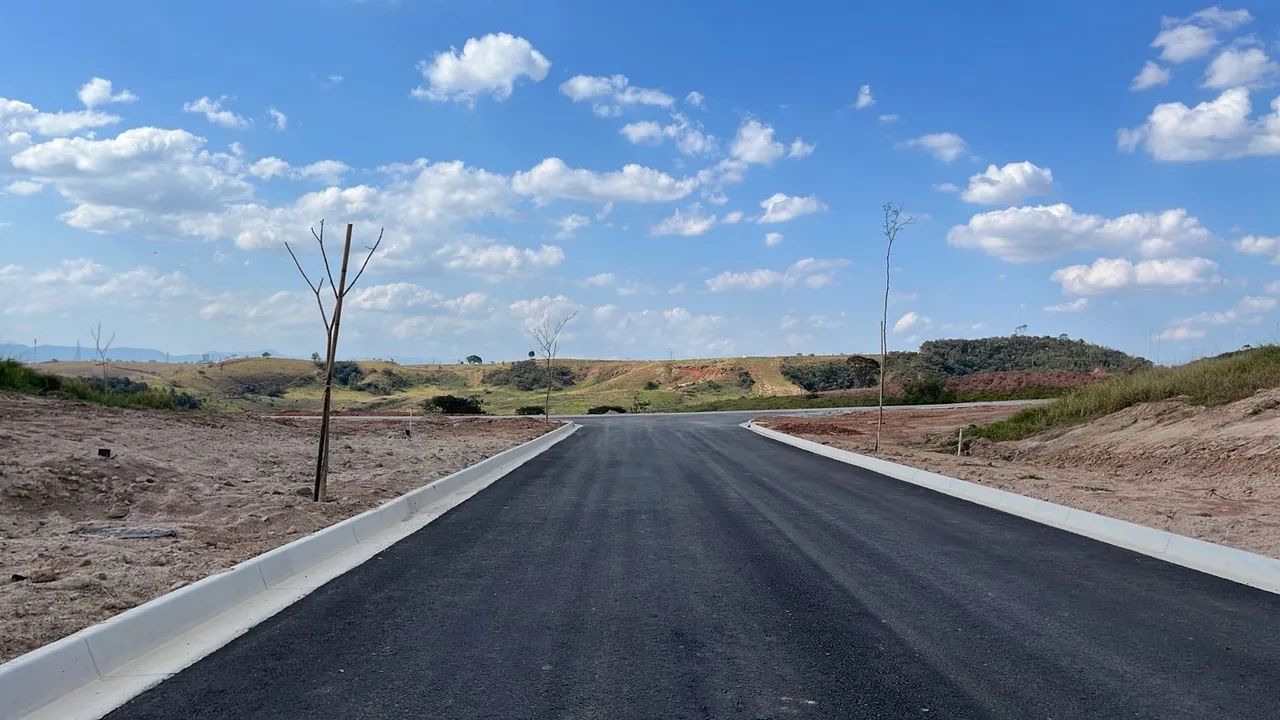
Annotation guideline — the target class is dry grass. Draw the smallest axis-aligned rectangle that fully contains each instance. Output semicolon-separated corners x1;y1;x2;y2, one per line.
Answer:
970;346;1280;441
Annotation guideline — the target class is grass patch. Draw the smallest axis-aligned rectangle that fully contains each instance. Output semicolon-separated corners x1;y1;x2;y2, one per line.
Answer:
969;346;1280;442
0;360;201;410
679;386;1065;413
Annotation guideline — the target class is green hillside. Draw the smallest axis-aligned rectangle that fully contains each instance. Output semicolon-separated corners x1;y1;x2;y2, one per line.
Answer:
28;335;1152;415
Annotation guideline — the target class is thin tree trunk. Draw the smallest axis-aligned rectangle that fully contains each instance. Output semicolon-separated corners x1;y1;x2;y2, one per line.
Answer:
543;353;553;422
877;240;891;452
313;224;354;502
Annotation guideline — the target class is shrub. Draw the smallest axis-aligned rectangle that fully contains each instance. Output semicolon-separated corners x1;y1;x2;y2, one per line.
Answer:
483;360;575;391
902;376;955;405
586;405;627;414
355;369;411;396
643;380;660;390
780;356;880;391
422;394;485;414
331;360;364;387
515;405;545;416
0;360;199;411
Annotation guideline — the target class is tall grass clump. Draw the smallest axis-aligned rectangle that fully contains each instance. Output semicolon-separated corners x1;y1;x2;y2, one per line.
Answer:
0;359;201;410
969;346;1280;442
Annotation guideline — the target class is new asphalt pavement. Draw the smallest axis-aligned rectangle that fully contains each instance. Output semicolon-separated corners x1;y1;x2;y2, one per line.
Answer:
107;413;1280;719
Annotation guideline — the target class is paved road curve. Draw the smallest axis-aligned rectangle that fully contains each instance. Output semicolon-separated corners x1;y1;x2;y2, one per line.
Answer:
108;414;1280;719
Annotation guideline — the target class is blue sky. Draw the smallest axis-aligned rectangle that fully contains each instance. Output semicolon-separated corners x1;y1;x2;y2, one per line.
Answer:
2;1;1279;363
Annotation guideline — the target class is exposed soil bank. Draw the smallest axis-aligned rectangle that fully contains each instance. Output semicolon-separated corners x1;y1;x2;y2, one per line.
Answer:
0;392;550;662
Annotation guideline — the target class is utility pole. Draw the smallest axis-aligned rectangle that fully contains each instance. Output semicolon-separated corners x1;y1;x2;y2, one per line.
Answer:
32;338;37;364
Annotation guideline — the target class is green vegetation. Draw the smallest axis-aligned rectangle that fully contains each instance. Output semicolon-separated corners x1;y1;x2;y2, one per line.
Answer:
515;405;545;416
0;359;201;410
483;360;575;391
682;386;1064;412
901;376;954;405
970;346;1280;442
422;394;485;414
780;355;879;391
912;336;1151;376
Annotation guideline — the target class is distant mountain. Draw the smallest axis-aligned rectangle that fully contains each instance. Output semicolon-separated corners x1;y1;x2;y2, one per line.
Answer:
0;341;266;364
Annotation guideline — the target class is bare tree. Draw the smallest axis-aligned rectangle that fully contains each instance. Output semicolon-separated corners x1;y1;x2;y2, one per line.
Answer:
528;310;578;421
876;202;913;452
285;220;383;502
89;321;115;381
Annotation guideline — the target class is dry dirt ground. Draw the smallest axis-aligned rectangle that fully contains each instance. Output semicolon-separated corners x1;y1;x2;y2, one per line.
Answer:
760;393;1280;561
0;392;551;663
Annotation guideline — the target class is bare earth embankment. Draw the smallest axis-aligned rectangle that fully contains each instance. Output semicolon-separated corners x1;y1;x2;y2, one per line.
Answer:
759;392;1280;561
0;392;550;662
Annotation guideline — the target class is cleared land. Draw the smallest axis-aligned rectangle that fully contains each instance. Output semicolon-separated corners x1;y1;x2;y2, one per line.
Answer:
760;390;1280;559
0;391;550;662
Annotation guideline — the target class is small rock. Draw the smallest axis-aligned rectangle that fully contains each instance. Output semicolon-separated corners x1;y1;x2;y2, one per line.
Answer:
105;505;130;519
29;569;58;583
10;573;27;582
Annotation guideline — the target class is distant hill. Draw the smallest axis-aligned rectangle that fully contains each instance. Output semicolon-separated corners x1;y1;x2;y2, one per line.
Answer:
26;335;1152;415
0;341;263;364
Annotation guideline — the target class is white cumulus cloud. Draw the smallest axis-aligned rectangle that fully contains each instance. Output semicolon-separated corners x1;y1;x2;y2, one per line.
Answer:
651;203;717;237
77;77;137;108
705;257;849;292
903;132;969;162
855;84;874;109
1236;234;1280;263
947;204;1214;262
959;161;1053;205
1131;61;1172;91
758;193;827;224
559;74;673;116
1202;46;1280;89
1151;7;1251;63
1118;87;1280;161
413;33;550;105
1050;257;1221;295
182;96;249;129
513;157;696;204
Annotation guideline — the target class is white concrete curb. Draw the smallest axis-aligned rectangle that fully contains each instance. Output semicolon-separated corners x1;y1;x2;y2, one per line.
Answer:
0;421;580;720
743;420;1280;595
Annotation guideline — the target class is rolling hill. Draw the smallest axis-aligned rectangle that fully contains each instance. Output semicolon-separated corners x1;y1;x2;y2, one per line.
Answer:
26;335;1152;415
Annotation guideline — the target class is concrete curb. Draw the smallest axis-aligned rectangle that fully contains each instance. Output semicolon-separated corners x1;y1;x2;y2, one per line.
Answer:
0;421;580;720
743;420;1280;595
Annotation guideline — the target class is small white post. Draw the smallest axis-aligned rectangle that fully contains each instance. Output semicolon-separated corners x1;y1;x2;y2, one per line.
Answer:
957;427;964;456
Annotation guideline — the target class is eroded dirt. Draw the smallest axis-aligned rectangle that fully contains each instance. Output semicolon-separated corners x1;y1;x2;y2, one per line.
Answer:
0;392;551;662
759;394;1280;560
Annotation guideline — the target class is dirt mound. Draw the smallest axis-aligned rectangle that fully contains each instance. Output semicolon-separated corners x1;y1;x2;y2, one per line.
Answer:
945;370;1098;392
766;419;865;436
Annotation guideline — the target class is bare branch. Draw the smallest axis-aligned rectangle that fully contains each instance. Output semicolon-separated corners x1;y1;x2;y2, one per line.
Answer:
311;220;339;302
286;240;333;331
342;227;384;296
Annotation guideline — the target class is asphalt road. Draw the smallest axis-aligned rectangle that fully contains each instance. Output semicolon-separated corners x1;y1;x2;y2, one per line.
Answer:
108;414;1280;719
